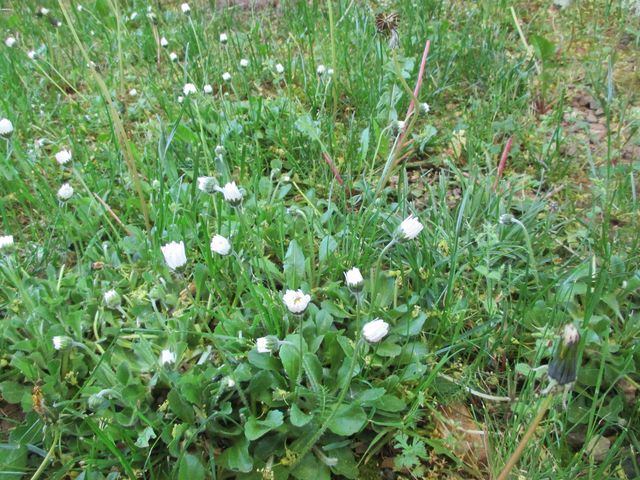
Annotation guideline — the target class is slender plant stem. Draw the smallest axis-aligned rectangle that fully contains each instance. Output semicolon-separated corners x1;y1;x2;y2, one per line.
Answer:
30;431;60;480
326;0;338;117
496;394;553;480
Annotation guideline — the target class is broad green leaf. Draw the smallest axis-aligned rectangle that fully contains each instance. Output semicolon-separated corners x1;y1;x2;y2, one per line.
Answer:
219;438;253;472
319;236;337;264
167;390;195;424
291;451;330;480
178;454;206;480
327;404;367;436
284;240;306;286
290;404;313;427
245;410;284;440
393;312;427;336
279;340;301;382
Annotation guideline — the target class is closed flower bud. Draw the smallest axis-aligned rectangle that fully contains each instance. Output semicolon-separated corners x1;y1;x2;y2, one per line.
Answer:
55;149;72;165
160;36;168;48
499;213;515;225
5;36;16;48
210;234;231;256
0;118;14;138
28;50;37;60
215;181;243;206
129;88;138;97
169;52;178;62
161;240;187;270
197;176;217;193
53;335;73;350
180;3;191;14
392;120;405;135
256;335;280;353
397;214;424;241
103;289;121;309
0;235;14;252
548;324;580;386
183;83;197;96
344;267;364;293
275;63;284;74
316;64;326;75
222;72;232;82
159;349;176;365
203;84;213;94
362;319;389;343
283;289;311;314
240;58;249;68
219;32;228;43
57;183;74;201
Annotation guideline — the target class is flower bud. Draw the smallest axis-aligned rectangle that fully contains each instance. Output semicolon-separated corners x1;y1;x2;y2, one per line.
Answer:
103;289;121;309
53;335;73;351
344;267;364;293
256;335;280;353
548;324;580;386
362;319;389;343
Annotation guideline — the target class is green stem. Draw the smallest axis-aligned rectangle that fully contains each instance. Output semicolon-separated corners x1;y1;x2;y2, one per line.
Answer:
326;0;338;118
30;431;60;480
512;218;539;285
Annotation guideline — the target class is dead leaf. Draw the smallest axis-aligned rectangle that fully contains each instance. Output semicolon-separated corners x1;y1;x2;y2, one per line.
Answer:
434;402;488;467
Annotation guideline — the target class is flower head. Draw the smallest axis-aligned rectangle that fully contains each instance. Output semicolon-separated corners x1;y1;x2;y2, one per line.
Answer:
327;68;334;76
418;102;430;116
219;32;228;43
397;214;424;241
161;240;187;270
169;52;178;62
548;324;581;386
316;64;326;75
57;183;74;201
183;83;197;96
129;88;138;97
53;335;73;350
210;234;231;256
160;349;176;365
203;84;213;94
5;37;16;48
197;176;217;193
103;289;121;309
28;50;37;60
222;72;232;82
180;3;191;14
283;289;311;314
160;36;168;47
0;235;14;252
0;118;14;138
256;335;280;353
275;63;284;74
362;319;389;343
344;267;364;293
215;181;243;206
38;7;50;16
499;213;515;225
240;58;249;68
55;149;72;165
392;119;406;135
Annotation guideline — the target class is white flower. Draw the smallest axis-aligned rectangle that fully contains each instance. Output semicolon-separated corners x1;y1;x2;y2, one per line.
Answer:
160;349;176;365
53;335;72;350
0;235;14;251
129;88;138;97
130;11;138;20
316;64;326;75
397;214;424;241
275;63;284;74
197;176;217;193
5;36;16;48
419;102;430;116
160;36;168;47
283;289;311;314
57;183;74;201
210;234;231;256
77;5;83;12
393;120;406;134
362;319;389;343
103;289;121;309
562;324;580;345
327;68;334;76
203;84;213;94
169;52;178;62
240;58;249;68
27;50;37;60
39;7;50;15
161;240;187;270
0;118;14;137
344;267;364;292
55;149;72;165
215;181;243;206
224;376;236;388
180;3;191;14
222;72;231;82
183;83;197;96
177;95;184;103
256;336;279;353
219;32;228;43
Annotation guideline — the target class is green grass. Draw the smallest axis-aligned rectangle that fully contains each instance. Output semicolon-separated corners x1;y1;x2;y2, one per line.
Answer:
1;0;639;478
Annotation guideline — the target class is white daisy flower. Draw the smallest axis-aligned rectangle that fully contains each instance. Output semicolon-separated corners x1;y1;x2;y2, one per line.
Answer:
177;95;184;103
5;37;16;48
160;36;168;47
161;240;187;270
397;214;424;241
239;58;249;68
169;51;178;62
210;234;231;256
55;149;72;165
57;183;74;201
27;50;37;60
362;319;389;343
219;32;228;44
203;84;213;94
282;289;311;314
215;181;242;206
103;289;121;309
160;349;176;365
222;72;232;82
344;267;364;292
0;118;14;138
0;235;14;251
275;63;284;74
316;64;326;75
129;88;138;97
183;83;197;96
180;3;191;14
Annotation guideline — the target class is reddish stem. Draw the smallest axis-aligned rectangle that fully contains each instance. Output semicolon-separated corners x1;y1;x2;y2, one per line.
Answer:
492;136;514;192
322;152;352;197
